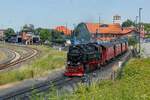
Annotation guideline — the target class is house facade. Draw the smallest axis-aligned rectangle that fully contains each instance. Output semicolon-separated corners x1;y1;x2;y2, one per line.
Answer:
19;31;40;45
0;29;6;41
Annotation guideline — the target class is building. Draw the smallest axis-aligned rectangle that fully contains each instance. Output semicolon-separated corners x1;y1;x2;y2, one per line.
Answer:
55;26;72;36
113;15;121;24
0;29;6;41
74;22;139;42
19;31;40;45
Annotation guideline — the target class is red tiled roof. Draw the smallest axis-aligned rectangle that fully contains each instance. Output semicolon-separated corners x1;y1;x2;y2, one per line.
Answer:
121;28;133;34
85;23;100;33
85;23;137;35
100;24;122;34
55;26;71;35
120;27;138;35
85;23;122;34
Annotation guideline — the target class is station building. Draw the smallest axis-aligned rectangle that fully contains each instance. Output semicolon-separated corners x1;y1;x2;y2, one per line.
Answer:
18;31;40;45
73;22;139;42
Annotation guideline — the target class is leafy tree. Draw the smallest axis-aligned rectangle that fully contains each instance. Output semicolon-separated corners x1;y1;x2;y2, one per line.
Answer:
4;28;15;40
128;37;138;46
51;30;66;43
22;24;35;32
39;29;51;43
37;28;71;44
35;27;42;35
143;23;150;33
122;19;135;27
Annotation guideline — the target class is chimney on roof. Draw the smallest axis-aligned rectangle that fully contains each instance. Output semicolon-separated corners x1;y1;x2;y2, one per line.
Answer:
113;15;121;24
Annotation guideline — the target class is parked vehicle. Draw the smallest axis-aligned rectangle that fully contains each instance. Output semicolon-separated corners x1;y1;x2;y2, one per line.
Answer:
144;38;150;43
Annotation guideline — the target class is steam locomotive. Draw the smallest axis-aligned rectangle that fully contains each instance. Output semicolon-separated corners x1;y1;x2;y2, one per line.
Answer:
64;38;128;77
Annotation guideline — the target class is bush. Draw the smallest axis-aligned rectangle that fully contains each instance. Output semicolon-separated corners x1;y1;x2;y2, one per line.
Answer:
128;37;138;46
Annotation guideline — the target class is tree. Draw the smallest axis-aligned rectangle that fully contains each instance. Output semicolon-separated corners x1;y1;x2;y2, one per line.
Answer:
51;30;66;43
143;23;150;33
35;27;42;35
38;28;70;44
39;29;51;43
4;28;15;41
122;19;135;27
22;24;35;32
128;37;138;46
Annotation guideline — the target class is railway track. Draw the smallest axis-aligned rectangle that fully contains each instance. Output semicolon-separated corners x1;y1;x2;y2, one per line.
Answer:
0;51;131;100
0;48;17;65
0;75;75;100
0;45;38;70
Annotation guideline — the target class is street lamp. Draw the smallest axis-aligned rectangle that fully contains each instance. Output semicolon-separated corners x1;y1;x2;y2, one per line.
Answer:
138;8;142;54
135;16;138;30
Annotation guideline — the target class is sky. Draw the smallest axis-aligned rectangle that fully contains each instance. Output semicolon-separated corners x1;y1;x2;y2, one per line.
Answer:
0;0;149;31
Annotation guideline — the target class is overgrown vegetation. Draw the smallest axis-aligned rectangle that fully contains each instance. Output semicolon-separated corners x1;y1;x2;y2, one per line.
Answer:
144;23;150;33
122;20;150;35
0;45;66;85
145;34;150;38
34;58;150;100
128;37;138;46
122;19;135;27
36;28;69;44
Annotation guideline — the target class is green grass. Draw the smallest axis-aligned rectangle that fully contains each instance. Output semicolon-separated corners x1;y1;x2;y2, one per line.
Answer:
0;45;66;85
35;58;150;100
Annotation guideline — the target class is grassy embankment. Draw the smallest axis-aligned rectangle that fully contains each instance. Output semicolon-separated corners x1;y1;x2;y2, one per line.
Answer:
35;58;150;100
0;45;66;85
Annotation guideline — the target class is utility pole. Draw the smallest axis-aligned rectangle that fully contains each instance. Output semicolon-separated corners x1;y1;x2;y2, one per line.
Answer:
139;8;142;54
99;16;101;27
94;16;101;42
135;16;138;30
135;16;139;53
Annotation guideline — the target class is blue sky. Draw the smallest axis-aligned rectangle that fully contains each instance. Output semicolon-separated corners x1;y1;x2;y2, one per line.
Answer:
0;0;149;31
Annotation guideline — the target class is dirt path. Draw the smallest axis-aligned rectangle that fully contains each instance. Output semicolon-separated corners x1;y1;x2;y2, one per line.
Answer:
0;50;7;61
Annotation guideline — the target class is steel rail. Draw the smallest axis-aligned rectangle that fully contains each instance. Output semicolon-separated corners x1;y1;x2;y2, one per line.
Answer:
0;51;131;100
0;47;38;70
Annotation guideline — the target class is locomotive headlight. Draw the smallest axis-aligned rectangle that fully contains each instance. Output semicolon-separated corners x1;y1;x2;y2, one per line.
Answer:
67;61;70;64
77;62;80;65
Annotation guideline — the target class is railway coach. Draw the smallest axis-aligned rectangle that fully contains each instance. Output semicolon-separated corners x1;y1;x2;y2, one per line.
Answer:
64;38;128;77
119;39;128;53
